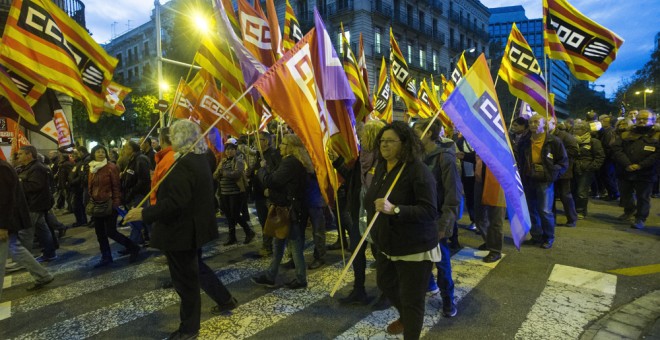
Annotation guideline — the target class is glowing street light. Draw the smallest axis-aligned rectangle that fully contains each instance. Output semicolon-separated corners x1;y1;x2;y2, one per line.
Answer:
635;88;653;108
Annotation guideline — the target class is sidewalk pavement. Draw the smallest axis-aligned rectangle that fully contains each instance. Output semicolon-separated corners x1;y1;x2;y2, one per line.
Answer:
581;290;660;340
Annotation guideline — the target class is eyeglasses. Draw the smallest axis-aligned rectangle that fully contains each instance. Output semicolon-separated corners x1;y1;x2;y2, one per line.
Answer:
379;139;401;145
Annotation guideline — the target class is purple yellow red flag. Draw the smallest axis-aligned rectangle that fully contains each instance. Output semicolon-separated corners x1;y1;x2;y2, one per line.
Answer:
0;0;118;122
543;0;624;81
499;23;554;118
442;54;531;249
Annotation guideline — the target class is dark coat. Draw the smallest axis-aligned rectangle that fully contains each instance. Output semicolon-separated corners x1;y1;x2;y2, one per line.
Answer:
17;160;54;212
252;147;282;200
0;159;32;233
574;138;605;176
88;162;122;208
142;153;218;251
257;155;307;211
517;133;568;184
120;153;151;204
554;130;578;180
364;159;438;257
423;140;463;237
611;128;660;182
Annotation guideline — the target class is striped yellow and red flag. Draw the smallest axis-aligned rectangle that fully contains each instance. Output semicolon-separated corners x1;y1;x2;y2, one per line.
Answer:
389;28;420;116
440;74;454;102
543;0;624;81
0;66;36;125
282;0;303;52
373;57;393;123
104;81;131;116
238;0;276;67
499;23;554;118
221;0;242;37
450;52;470;84
0;64;46;106
358;33;372;112
417;79;433;119
0;0;118;122
340;25;370;123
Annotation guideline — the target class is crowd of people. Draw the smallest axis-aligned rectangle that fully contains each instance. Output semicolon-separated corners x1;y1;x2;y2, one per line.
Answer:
1;109;658;339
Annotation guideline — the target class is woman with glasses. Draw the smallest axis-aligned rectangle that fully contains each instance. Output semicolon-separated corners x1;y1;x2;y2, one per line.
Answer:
364;121;439;339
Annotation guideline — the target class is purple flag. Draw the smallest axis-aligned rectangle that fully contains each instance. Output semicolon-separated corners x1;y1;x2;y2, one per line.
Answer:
214;0;267;87
313;9;355;103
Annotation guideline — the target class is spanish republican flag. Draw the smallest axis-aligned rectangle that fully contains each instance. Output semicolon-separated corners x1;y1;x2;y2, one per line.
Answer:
389;28;420;116
373;57;392;123
543;0;623;81
0;0;118;122
499;23;554;118
253;28;338;204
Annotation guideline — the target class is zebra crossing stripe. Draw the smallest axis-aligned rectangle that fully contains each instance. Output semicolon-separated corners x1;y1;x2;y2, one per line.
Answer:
0;301;10;321
515;264;617;339
336;247;503;339
2;276;11;290
11;241;324;339
198;256;376;339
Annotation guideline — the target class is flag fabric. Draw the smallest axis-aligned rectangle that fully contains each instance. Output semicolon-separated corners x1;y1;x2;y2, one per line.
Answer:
238;0;276;67
171;79;199;120
253;28;338;204
221;0;242;37
0;66;36;125
104;81;131;116
1;117;31;161
450;51;470;84
358;33;372;109
419;78;453;128
389;29;420;116
0;0;118;122
1;64;46;106
339;25;370;124
543;0;624;81
499;23;554;118
266;0;283;59
373;57;392;123
214;0;267;87
440;74;454;102
442;54;531;249
417;79;434;119
282;0;303;52
196;79;248;137
519;101;536;120
313;11;359;163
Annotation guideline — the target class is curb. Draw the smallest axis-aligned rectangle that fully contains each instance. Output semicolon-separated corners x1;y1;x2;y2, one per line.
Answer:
580;290;660;340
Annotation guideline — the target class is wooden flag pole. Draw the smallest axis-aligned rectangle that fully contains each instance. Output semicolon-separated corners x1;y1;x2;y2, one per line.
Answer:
333;170;346;268
126;84;255;216
509;98;520;130
543;53;550;119
330;108;443;297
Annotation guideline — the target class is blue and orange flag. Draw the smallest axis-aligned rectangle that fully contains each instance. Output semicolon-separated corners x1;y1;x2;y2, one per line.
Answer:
442;54;531;249
499;23;554;118
543;0;624;81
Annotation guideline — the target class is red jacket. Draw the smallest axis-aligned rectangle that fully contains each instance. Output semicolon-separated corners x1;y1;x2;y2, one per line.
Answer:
89;162;121;208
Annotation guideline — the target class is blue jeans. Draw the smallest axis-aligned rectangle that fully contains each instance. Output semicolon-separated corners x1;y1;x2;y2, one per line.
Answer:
127;197;149;244
9;233;52;282
267;211;307;283
525;181;555;242
429;238;454;301
23;211;56;257
301;206;326;260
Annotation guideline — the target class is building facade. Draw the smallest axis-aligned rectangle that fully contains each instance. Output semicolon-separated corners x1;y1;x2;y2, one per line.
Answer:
488;5;582;119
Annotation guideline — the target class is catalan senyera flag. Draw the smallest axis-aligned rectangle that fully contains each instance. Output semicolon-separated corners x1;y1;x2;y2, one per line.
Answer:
0;65;36;125
358;33;371;108
419;78;453;128
1;64;46;107
389;29;420;116
340;25;370;124
450;51;470;84
253;28;338;204
417;79;434;119
314;12;358;164
499;23;554;118
373;57;393;123
238;0;276;67
283;0;303;52
0;0;118;123
196;79;248;137
104;81;131;116
442;54;531;250
440;74;454;102
543;0;624;81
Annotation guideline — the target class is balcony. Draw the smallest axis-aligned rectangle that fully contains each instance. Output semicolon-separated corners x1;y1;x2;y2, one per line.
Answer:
432;30;445;45
431;1;443;15
393;10;414;27
299;10;315;33
449;40;463;54
449;9;460;24
372;0;392;19
326;0;354;18
372;43;387;59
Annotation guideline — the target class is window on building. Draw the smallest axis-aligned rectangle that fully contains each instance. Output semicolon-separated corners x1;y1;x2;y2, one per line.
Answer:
419;11;424;29
128;69;133;82
467;38;472;48
450;28;454;45
116;53;123;68
134;66;139;79
375;27;382;53
143;41;150;57
419;45;425;67
407;42;412;63
432;50;438;71
133;46;138;62
460;34;464;50
433;18;438;34
338;30;350;55
127;49;132;63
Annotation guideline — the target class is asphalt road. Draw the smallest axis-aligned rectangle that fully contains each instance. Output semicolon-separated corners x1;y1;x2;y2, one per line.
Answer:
1;196;658;339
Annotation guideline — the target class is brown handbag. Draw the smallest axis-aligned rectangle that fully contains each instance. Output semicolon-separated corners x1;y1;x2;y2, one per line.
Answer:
263;205;291;239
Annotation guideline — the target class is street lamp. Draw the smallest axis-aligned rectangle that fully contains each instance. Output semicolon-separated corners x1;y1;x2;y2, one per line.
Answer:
635;88;653;108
